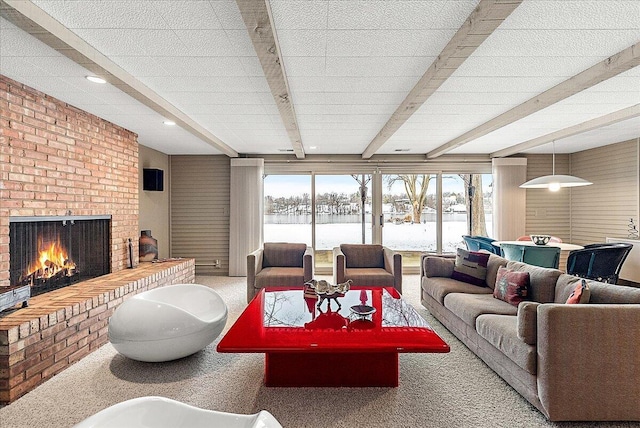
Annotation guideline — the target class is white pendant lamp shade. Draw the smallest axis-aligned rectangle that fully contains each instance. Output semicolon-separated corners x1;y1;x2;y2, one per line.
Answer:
519;174;592;191
520;142;592;191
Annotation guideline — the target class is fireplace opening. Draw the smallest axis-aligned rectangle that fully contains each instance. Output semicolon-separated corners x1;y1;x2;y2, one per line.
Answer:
9;216;111;297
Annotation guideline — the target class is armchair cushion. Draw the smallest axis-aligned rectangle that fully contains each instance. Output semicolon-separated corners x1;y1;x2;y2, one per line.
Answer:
341;244;385;268
263;243;307;268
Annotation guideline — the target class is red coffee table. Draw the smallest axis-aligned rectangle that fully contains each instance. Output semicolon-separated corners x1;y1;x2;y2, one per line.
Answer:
217;286;449;387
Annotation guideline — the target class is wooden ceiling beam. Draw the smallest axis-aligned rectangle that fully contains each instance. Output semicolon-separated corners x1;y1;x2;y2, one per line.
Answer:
491;104;640;157
361;0;523;159
428;42;640;159
235;0;305;159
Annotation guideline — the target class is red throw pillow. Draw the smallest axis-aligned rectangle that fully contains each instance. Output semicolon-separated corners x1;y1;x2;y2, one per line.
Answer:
451;248;490;286
566;280;590;304
493;266;530;306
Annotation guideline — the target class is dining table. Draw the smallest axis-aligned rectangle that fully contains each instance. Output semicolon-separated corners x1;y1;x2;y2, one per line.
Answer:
493;241;584;272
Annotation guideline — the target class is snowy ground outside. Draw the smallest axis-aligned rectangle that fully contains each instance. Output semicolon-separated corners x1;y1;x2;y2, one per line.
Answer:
264;221;493;253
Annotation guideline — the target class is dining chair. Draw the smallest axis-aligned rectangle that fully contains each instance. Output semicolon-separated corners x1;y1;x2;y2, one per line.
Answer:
566;243;633;284
461;235;501;255
500;243;561;269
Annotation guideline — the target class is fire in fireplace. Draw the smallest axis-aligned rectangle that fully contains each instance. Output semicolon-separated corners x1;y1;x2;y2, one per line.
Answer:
9;216;111;297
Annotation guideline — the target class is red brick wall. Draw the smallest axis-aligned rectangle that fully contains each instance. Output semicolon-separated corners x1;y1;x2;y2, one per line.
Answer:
0;75;139;288
0;258;196;403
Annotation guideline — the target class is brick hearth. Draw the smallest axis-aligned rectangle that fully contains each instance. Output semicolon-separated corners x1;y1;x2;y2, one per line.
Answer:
0;258;195;403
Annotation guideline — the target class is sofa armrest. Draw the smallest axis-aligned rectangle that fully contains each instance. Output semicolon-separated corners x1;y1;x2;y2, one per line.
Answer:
537;304;640;421
303;247;314;282
383;247;402;294
333;246;346;284
516;301;540;345
246;248;264;303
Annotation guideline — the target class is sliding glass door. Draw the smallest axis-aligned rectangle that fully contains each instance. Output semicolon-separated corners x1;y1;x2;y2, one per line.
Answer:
263;170;492;273
315;174;372;270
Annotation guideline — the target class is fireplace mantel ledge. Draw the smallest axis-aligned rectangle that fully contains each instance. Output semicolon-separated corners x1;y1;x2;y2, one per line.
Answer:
9;215;112;223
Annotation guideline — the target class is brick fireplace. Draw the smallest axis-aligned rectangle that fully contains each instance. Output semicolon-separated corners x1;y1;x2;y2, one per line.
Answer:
0;75;185;403
0;74;139;288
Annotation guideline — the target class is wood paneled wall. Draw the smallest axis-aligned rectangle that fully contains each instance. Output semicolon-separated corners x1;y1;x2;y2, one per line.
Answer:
569;139;639;245
524;139;639;247
170;155;230;275
523;153;572;241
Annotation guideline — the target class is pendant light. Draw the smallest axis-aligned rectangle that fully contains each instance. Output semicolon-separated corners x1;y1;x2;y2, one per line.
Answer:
520;142;592;192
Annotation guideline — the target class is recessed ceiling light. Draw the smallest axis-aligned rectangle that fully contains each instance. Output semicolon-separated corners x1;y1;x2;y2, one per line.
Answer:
163;120;176;126
86;75;106;84
394;148;410;152
309;146;317;150
278;148;294;152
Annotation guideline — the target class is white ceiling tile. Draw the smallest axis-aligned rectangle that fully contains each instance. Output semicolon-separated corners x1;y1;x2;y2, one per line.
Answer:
326;1;479;30
108;56;170;77
151;1;222;30
72;28;185;57
274;29;327;56
209;0;247;30
153;56;247;77
269;1;329;30
33;1;167;29
500;0;640;30
325;56;436;77
173;30;235;56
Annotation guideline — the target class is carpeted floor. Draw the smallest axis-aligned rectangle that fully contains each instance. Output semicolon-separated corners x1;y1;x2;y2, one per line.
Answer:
0;275;638;428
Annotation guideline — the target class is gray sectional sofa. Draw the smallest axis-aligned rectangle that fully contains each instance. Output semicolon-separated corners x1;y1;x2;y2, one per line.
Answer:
421;252;640;422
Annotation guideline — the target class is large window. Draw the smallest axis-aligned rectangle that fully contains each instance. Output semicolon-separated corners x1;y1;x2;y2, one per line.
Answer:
263;169;492;273
264;175;311;246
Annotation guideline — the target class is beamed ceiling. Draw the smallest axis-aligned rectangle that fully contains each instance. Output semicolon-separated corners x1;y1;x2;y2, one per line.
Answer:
0;0;638;159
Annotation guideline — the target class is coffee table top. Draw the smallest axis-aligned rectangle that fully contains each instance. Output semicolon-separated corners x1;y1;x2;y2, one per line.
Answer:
217;286;449;354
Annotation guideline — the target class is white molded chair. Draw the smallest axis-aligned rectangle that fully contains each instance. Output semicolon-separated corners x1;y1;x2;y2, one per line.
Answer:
73;396;283;428
108;284;227;362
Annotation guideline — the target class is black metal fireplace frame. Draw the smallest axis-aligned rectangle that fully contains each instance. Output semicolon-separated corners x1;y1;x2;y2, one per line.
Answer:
9;215;112;297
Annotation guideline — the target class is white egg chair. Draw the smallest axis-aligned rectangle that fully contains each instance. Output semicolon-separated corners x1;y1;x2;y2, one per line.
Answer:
108;284;227;362
73;396;282;428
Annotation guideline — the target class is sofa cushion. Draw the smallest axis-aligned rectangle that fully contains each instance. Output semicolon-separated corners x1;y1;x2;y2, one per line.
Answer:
443;293;517;327
555;273;640;304
423;256;455;278
451;248;490;286
517;301;540;345
476;314;537;375
341;244;384;268
493;267;531;307
422;277;493;305
505;261;562;303
485;254;509;289
263;243;307;268
344;267;394;287
566;279;590;304
255;267;304;288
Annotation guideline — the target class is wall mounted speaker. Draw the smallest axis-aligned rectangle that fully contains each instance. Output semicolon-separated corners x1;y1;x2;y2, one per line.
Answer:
143;168;164;191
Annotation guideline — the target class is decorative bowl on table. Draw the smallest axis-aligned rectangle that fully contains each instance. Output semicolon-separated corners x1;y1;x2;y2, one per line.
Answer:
530;235;551;245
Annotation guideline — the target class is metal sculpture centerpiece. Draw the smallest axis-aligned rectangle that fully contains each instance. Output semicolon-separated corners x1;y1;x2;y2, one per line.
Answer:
305;279;352;310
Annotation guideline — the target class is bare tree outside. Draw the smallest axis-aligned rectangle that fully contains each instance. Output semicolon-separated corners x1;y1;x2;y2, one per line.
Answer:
385;174;432;223
460;174;487;236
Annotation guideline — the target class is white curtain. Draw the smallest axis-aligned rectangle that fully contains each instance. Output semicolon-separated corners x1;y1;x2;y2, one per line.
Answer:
492;158;527;241
229;158;264;276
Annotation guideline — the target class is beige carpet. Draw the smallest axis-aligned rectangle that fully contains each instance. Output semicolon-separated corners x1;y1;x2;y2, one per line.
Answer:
0;275;637;428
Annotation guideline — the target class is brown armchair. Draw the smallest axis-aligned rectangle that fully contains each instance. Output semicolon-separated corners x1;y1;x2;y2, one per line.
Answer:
247;242;313;303
333;244;402;293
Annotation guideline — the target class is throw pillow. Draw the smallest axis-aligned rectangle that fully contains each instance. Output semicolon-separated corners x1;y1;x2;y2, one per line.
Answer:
566;279;591;304
451;248;490;286
494;266;531;306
